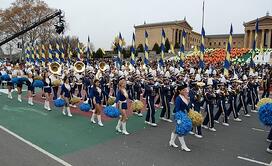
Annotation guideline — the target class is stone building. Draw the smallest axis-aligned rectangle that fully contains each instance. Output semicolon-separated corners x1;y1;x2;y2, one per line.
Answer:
134;13;272;51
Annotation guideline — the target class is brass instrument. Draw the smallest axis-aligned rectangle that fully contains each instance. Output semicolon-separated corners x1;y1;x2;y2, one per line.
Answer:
95;62;106;79
99;62;106;72
49;62;61;75
73;61;85;73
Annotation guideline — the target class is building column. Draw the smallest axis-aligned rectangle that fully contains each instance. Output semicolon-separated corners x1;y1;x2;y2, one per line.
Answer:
244;30;248;48
268;29;272;48
249;30;253;48
261;29;265;48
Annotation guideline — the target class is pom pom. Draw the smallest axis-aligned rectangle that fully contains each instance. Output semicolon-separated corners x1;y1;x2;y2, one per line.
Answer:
11;78;19;84
19;77;29;83
79;103;91;112
258;103;272;126
188;109;204;126
33;80;44;88
175;111;192;136
257;98;272;108
54;98;65;107
70;97;81;104
107;96;116;106
131;100;144;111
34;76;43;80
103;106;120;118
1;74;10;81
52;80;61;87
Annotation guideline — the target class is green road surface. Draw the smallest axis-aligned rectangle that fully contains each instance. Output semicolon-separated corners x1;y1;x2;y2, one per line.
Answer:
0;91;162;156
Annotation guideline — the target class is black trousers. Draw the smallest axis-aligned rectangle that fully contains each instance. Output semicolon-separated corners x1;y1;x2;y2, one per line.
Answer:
214;101;228;123
52;86;59;100
203;103;214;128
237;95;248;115
145;96;155;123
227;99;238;119
262;88;270;98
160;96;171;119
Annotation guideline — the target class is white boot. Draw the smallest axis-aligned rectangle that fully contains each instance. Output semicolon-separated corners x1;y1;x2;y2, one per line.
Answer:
169;132;178;148
28;98;34;105
90;113;96;124
44;101;48;110
121;122;129;135
178;136;191;152
67;107;72;117
46;101;51;111
62;107;67;115
18;94;22;102
8;92;12;99
97;115;104;127
115;119;122;133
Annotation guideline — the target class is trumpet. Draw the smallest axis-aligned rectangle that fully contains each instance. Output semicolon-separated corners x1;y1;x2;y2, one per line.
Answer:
49;62;61;75
73;61;85;73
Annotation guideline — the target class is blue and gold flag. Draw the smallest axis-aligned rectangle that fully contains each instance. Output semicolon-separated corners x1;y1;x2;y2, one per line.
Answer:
159;28;166;66
179;30;186;67
224;24;233;76
199;27;205;69
144;30;149;65
130;33;136;65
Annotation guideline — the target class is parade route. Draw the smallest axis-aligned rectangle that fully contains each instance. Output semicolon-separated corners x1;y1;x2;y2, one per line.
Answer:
0;91;271;166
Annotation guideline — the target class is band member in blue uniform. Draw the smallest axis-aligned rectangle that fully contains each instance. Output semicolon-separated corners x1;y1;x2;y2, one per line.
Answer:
90;79;104;126
202;85;217;131
189;82;203;137
262;73;270;98
75;72;83;99
237;81;250;117
60;76;73;117
145;74;158;127
214;83;229;126
49;73;60;100
160;77;173;123
43;71;52;111
26;71;34;105
169;82;191;152
115;77;130;135
132;76;143;116
7;70;13;99
227;82;242;122
247;77;257;112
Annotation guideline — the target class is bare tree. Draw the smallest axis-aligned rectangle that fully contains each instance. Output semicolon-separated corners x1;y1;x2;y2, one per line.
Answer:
0;0;64;45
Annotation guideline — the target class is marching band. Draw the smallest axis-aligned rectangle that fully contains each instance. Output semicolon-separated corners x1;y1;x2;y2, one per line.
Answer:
0;58;271;152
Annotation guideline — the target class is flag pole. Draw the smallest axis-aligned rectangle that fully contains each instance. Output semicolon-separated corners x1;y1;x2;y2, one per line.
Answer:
202;0;205;28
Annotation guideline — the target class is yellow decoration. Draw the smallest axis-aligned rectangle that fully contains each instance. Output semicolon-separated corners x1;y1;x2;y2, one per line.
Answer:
34;76;43;80
257;98;272;108
70;97;81;104
131;100;144;111
107;96;116;106
188;109;204;126
52;80;61;87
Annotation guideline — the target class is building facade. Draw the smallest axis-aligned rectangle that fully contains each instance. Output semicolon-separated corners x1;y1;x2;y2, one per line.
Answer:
134;14;272;51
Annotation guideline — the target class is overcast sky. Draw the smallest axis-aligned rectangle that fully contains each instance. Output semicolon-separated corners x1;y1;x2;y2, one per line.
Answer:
1;0;272;50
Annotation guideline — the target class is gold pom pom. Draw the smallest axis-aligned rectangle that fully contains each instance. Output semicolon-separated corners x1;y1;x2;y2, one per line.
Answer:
34;76;43;80
188;109;204;126
107;96;116;105
257;98;272;108
52;80;61;87
70;97;81;104
131;100;144;111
